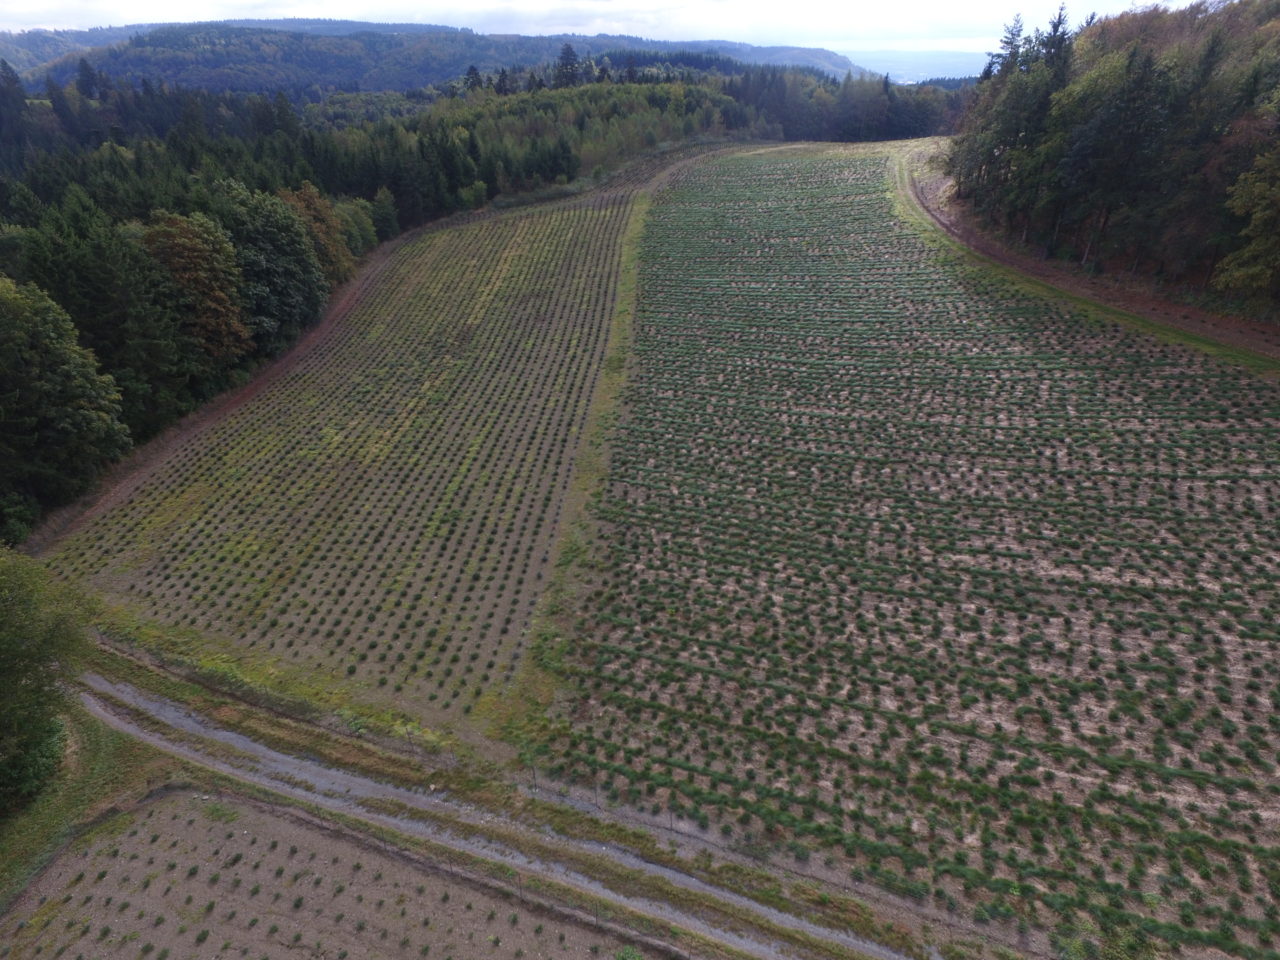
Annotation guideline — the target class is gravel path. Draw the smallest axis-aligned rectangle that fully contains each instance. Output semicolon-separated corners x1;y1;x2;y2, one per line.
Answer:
80;673;930;960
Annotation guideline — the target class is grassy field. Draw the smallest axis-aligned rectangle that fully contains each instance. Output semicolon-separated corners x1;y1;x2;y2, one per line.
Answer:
46;190;637;738
0;709;175;916
543;145;1280;958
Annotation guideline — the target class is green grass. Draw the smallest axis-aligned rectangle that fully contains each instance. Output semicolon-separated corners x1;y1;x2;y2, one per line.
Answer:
478;193;651;746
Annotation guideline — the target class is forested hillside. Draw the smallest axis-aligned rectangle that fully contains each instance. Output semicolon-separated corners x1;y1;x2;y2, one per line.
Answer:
6;21;858;96
0;79;746;543
0;47;961;545
948;0;1280;310
0;23;216;72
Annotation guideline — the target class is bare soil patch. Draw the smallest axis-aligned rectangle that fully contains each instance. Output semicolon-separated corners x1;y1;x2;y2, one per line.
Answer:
0;791;652;960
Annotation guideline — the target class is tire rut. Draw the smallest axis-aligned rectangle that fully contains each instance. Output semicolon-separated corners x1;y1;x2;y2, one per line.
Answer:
80;673;927;960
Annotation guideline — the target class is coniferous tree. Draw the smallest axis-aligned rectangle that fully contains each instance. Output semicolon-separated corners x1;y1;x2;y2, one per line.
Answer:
555;44;580;89
0;60;27;155
949;0;1280;300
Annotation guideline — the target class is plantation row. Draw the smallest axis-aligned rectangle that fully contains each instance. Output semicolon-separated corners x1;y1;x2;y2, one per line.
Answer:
548;147;1280;957
0;794;636;959
50;189;635;725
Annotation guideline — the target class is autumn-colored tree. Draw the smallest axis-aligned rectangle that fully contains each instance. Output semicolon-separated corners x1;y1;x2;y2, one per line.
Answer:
142;211;253;370
278;180;355;287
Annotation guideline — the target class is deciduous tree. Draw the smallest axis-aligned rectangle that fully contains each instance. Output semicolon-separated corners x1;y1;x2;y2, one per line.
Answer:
0;547;89;814
0;276;129;542
1214;144;1280;303
142;210;252;385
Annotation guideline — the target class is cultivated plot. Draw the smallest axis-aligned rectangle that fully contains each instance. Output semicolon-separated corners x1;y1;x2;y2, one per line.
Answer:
549;146;1280;957
48;191;634;729
0;792;640;960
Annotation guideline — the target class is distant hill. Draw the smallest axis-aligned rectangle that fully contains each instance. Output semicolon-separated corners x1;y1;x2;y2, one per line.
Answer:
842;50;987;84
0;20;859;95
0;26;148;71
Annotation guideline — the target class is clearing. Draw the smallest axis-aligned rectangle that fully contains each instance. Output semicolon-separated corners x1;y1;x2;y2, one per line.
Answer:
19;140;1280;960
543;143;1280;959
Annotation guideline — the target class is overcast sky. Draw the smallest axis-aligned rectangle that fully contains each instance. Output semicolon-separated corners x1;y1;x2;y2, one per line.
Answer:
3;0;1172;54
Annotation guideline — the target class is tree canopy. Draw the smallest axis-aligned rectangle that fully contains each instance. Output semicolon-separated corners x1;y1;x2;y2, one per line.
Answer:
949;0;1280;308
0;276;129;542
0;547;89;814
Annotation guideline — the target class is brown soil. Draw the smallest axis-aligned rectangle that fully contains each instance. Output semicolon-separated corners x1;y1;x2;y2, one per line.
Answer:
907;153;1280;363
0;790;673;960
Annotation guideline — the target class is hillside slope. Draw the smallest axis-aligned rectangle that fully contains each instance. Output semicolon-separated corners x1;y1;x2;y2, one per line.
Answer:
3;20;858;93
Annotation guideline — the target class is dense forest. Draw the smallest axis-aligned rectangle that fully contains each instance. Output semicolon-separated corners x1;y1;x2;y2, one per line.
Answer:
0;43;961;545
948;0;1280;307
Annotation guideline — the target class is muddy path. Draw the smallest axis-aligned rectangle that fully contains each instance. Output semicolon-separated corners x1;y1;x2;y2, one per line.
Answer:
79;673;927;960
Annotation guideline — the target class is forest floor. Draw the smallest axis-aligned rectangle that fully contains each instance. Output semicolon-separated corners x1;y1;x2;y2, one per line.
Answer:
906;141;1280;365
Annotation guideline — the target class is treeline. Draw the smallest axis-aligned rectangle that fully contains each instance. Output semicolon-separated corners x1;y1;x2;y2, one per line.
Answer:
484;47;965;141
450;50;965;142
22;21;854;98
949;0;1280;308
0;41;965;543
0;73;769;543
312;49;964;144
725;66;965;141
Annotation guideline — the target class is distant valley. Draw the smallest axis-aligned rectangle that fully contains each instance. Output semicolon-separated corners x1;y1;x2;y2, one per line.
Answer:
842;49;987;82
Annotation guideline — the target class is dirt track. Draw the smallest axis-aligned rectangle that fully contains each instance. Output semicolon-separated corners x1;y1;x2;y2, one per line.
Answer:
904;144;1280;363
78;673;925;960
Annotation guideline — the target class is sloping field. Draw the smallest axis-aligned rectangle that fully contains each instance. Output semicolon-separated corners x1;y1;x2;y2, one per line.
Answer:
46;190;636;730
32;141;1280;959
549;145;1280;957
0;791;641;960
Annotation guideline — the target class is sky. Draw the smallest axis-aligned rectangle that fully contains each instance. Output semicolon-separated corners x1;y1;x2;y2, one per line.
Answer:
3;0;1171;54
